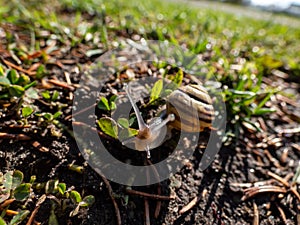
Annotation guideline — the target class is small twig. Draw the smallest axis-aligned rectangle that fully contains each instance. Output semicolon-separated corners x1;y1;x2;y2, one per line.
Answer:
154;185;162;219
0;199;15;210
146;159;162;218
179;196;198;215
278;127;300;135
264;150;282;169
47;79;75;91
26;194;46;225
242;185;287;201
267;171;289;187
5;209;19;216
65;103;96;120
252;201;259;225
297;203;300;225
144;198;150;225
292;143;300;152
0;132;31;141
275;203;287;224
125;189;175;200
95;169;121;225
276;94;300;107
1;58;36;76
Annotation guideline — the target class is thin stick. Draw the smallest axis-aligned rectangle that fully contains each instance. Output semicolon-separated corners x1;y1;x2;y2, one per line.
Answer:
26;195;46;225
252;201;259;225
1;58;36;76
146;159;162;218
267;171;290;187
275;203;287;224
95;169;121;225
179;196;198;214
154;185;162;218
125;189;175;200
0;132;31;141
144;198;150;225
47;79;75;91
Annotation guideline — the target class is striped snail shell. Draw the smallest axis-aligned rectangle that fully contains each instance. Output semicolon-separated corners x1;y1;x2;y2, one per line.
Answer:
166;84;214;132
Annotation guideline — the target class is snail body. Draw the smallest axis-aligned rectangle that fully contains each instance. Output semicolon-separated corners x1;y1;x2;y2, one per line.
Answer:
123;83;214;158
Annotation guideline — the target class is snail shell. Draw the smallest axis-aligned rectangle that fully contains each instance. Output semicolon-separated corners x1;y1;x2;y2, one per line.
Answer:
167;84;214;132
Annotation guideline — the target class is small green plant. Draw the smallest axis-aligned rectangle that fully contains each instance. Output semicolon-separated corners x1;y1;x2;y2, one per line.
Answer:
0;67;36;100
0;170;95;225
97;96;117;112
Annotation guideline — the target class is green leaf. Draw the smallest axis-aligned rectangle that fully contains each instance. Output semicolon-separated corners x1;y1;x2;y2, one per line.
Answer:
7;69;19;84
256;92;273;111
150;79;163;103
0;65;4;76
22;107;34;118
17;74;30;86
42;90;51;100
230;89;256;97
9;210;30;225
253;107;276;116
119;128;138;141
117;118;129;128
110;101;116;111
0;77;11;85
79;195;95;207
12;170;24;189
3;171;13;192
57;183;66;195
97;117;118;139
36;65;46;79
25;88;39;99
45;180;59;194
70;190;82;204
173;68;183;87
13;183;31;201
51;90;59;101
24;81;36;90
97;97;110;111
8;85;25;97
43;113;53;121
53;111;62;119
0;217;7;225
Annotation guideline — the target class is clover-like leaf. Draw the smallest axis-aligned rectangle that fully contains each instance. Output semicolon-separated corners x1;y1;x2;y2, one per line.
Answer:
79;195;95;207
45;180;59;194
97;117;118;139
57;183;66;195
97;97;110;111
13;183;31;201
12;170;24;190
22;107;34;118
70;190;82;204
8;85;25;97
7;69;19;84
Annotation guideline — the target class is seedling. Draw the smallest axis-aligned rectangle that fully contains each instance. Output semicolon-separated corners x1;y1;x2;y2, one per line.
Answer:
0;170;95;224
0;67;36;100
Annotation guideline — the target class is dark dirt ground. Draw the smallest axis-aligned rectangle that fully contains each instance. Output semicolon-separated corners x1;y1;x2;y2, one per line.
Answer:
1;22;300;225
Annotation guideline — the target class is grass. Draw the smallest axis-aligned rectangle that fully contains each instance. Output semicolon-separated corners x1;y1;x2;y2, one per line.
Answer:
0;0;300;223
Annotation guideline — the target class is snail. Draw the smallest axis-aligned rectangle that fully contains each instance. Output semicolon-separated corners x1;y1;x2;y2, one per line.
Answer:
122;82;214;158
